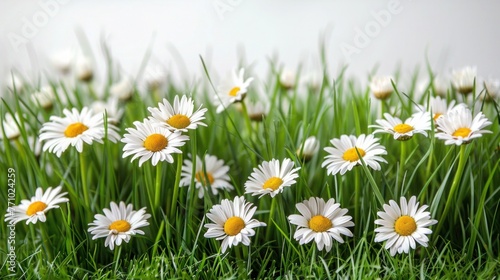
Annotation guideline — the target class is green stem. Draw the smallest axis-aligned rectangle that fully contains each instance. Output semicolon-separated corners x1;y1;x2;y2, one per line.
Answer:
79;152;90;209
354;168;361;232
113;245;122;274
434;145;468;237
169;153;183;221
266;197;277;241
398;141;407;196
240;101;253;140
154;163;162;210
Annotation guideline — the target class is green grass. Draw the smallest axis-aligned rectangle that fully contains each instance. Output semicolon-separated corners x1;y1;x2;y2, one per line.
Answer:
1;52;499;279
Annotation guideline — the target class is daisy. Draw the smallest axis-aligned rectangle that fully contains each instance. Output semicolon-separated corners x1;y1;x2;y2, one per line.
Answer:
121;119;189;167
88;201;151;250
110;76;134;101
5;186;68;225
244;158;300;198
0;112;21;141
280;69;296;89
370;112;432;141
417;96;466;122
451;66;476;95
144;66;167;91
179;154;233;198
374;196;437;256
39;107;121;157
296;136;320;161
482;78;500;102
5;73;24;92
244;99;269;122
370;75;394;100
148;95;208;132
435;106;492;145
91;97;124;124
214;68;254;113
50;49;74;75
31;86;55;110
204;196;266;253
288;197;354;252
322;134;387;176
75;56;93;82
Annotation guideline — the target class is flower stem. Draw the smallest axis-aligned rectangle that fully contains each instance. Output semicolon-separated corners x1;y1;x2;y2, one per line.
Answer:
240;101;253;140
434;145;468;237
154;163;162;210
169;153;183;221
398;141;407;196
266;197;277;241
354;168;361;231
79;152;90;209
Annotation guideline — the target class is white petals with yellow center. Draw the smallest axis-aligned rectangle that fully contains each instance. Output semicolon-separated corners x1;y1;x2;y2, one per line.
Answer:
244;158;300;198
204;196;266;253
370;112;431;141
435;106;492;145
180;154;233;198
214;68;254;113
288;197;354;252
88;201;151;250
39;107;121;157
148;95;208;132
322;134;387;176
121;119;189;167
374;196;437;256
5;186;69;225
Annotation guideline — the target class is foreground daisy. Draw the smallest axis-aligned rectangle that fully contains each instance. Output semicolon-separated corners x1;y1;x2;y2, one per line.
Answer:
451;66;476;95
179;154;233;198
204;196;266;253
244;158;300;198
39;107;121;157
370;112;432;141
214;68;254;113
374;196;437;256
148;95;208;132
288;197;354;252
322;134;387;176
435;106;492;145
370;75;394;100
88;201;151;250
122;119;189;167
5;186;68;225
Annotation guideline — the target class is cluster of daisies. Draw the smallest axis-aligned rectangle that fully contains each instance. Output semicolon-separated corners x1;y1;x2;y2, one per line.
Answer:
2;65;495;257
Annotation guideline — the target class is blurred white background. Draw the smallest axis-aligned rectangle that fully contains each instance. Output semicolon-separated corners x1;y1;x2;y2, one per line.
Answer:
0;0;499;90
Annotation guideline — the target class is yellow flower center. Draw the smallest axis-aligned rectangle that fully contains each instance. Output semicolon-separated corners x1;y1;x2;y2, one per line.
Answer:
26;201;48;216
452;127;471;138
394;215;417;236
195;171;215;185
229;87;240;96
262;177;283;191
308;215;332;232
144;133;168;152
433;113;442;121
167;114;191;129
64;122;88;138
223;216;245;236
342;147;366;162
393;123;413;134
109;220;131;233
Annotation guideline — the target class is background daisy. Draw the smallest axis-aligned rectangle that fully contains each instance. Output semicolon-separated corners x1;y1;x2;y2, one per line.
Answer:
288;197;354;252
244;158;300;198
214;68;254;113
148;95;208;132
5;186;68;225
179;154;234;198
39;107;120;157
204;196;266;253
88;201;151;250
322;134;387;176
374;196;437;256
121;119;189;166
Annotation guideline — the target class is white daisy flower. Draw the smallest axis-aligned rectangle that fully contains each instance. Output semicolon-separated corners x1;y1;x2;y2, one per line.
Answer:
204;196;266;253
121;119;189;167
0;112;22;141
5;73;24;92
417;96;466;122
288;197;354;252
214;68;254;113
482;78;500;102
370;112;432;141
451;66;476;95
5;186;68;225
435;106;492;145
374;196;437;256
50;49;74;75
148;95;208;132
91;97;124;124
280;69;296;89
322;134;387;176
297;136;320;161
110;76;134;101
179;154;233;198
75;56;93;82
244;158;301;198
245;99;269;122
39;107;121;157
88;201;151;250
370;75;394;100
144;66;167;91
31;86;55;110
